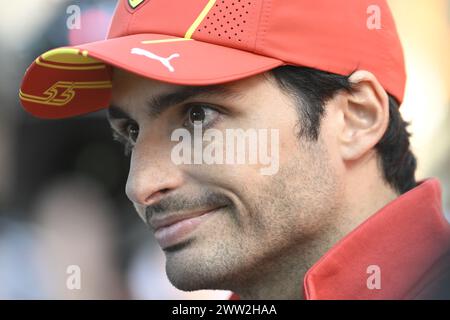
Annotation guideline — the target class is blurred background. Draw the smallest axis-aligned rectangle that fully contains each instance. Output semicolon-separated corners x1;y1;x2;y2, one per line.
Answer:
0;0;448;299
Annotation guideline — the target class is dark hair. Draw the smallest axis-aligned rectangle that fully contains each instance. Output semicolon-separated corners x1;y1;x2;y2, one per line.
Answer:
269;65;417;194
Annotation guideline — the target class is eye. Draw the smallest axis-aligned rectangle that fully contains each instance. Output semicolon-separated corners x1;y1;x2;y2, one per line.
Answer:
184;104;220;129
125;121;139;143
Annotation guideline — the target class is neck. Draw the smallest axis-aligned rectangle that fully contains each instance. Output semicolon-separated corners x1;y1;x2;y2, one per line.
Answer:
236;157;399;300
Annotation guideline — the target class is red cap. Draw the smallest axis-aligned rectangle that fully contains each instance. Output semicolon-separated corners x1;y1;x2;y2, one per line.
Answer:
19;0;406;119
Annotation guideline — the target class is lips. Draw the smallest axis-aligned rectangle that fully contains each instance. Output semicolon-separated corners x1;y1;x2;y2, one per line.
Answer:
149;207;222;250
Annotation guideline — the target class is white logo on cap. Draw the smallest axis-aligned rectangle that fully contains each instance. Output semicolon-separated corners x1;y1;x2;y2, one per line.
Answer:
131;48;180;72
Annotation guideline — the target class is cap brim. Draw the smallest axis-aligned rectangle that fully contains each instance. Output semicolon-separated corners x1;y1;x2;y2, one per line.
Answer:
19;33;284;119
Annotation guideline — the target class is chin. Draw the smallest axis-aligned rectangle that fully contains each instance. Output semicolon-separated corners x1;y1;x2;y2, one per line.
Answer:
165;259;228;292
163;241;240;292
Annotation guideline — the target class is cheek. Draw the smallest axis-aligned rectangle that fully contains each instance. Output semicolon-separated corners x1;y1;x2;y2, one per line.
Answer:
317;110;347;174
250;145;339;240
189;124;296;180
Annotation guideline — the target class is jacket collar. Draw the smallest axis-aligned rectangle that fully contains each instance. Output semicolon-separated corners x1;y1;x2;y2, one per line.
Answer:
304;178;450;299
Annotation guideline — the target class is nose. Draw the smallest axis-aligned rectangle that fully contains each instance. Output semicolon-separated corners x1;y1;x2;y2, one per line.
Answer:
125;140;184;207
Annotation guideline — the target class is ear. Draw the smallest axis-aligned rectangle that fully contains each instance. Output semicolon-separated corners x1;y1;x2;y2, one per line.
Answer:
337;70;389;161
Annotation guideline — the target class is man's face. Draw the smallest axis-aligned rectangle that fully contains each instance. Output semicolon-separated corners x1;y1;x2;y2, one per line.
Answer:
109;69;342;292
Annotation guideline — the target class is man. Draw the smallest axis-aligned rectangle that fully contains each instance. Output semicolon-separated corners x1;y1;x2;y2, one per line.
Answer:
19;0;450;299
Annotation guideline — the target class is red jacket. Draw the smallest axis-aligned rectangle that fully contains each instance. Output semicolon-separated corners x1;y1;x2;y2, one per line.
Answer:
231;178;450;299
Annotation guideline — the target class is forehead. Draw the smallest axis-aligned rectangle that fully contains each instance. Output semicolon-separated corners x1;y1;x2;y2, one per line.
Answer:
111;68;278;109
111;68;177;105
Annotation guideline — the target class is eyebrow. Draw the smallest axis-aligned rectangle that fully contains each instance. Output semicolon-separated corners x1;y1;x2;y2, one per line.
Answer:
107;84;243;121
